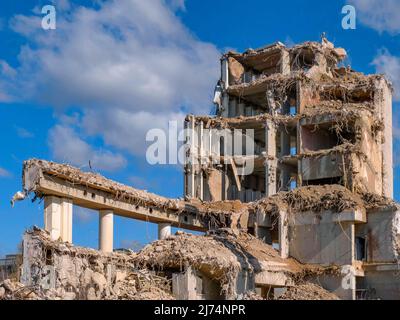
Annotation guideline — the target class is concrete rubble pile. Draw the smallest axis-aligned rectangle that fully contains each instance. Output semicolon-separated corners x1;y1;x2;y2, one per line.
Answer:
277;282;339;300
14;227;174;300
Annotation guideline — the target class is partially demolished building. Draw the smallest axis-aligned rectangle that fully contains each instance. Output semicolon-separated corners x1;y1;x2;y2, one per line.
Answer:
3;39;400;300
184;40;393;201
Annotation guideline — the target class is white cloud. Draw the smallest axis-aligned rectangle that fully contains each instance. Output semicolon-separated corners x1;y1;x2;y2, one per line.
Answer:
0;61;15;77
119;239;144;251
0;90;10;103
372;49;400;101
167;0;186;11
0;167;12;178
50;0;72;12
372;49;400;168
48;124;127;171
15;126;34;138
3;0;219;156
349;0;400;34
128;175;150;189
82;109;185;155
284;36;295;48
0;60;16;102
74;207;96;224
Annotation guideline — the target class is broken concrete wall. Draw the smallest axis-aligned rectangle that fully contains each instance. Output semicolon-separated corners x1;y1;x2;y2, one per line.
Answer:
361;269;400;300
172;267;222;300
356;209;400;263
352;112;383;195
311;273;355;300
300;153;346;182
288;211;355;266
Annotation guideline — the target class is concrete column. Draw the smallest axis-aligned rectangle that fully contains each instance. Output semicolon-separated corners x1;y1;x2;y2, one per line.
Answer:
280;130;291;157
245;105;252;116
280;49;291;75
279;210;289;259
255;211;272;244
280;165;291;192
221;58;229;89
44;196;62;241
186;117;196;198
280;129;291;191
99;210;113;253
221;93;229;117
198;121;204;200
44;196;73;242
377;79;393;198
220;58;230;117
61;198;73;243
265;120;277;196
158;223;172;240
229;98;237;117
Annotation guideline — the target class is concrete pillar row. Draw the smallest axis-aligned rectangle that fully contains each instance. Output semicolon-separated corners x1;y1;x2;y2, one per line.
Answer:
158;223;172;240
99;210;114;253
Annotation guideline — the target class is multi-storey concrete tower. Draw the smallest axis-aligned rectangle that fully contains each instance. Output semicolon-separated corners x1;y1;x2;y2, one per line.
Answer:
184;39;393;202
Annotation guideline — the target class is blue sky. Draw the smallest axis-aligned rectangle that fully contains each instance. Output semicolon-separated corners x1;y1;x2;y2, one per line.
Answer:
1;0;400;256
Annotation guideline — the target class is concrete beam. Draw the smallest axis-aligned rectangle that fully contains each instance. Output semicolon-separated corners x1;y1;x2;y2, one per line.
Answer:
255;271;294;287
363;263;400;272
99;210;113;253
332;209;367;224
291;209;366;226
34;173;205;232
